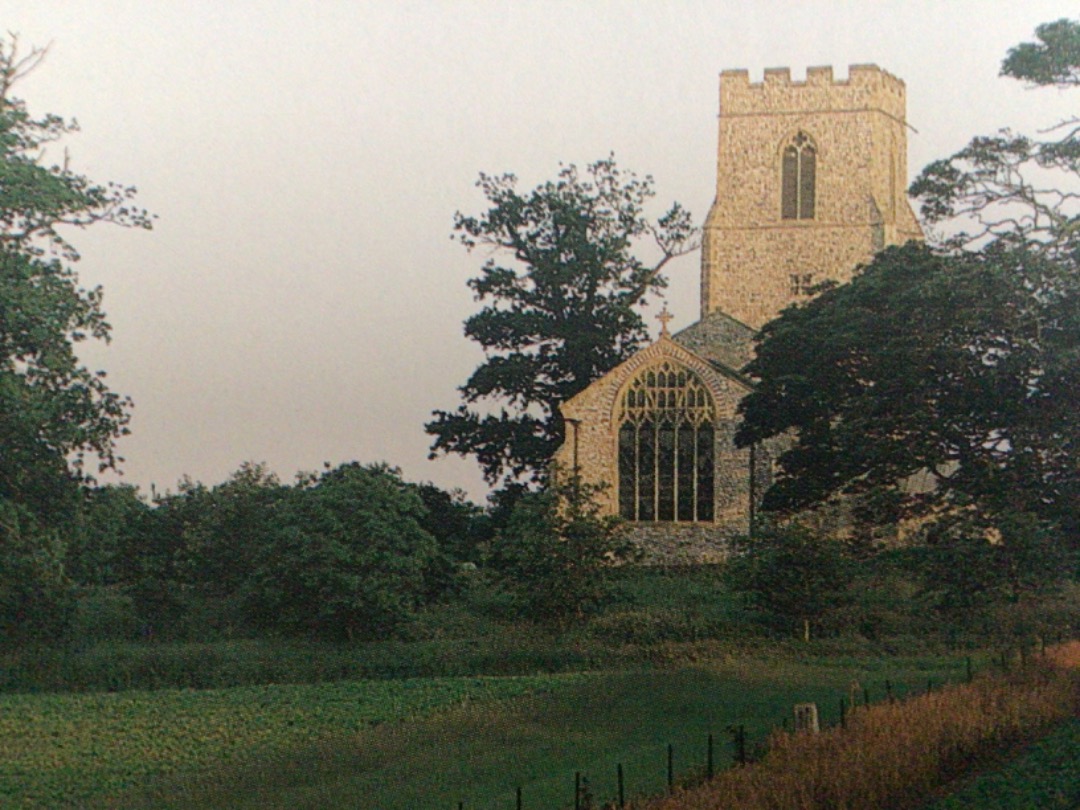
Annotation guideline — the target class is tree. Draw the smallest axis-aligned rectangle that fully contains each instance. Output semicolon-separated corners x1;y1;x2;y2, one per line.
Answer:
0;39;151;516
486;474;632;624
724;523;854;640
910;19;1080;258
245;463;438;640
175;462;286;604
736;22;1080;541
736;242;1077;531
0;37;151;643
426;157;697;487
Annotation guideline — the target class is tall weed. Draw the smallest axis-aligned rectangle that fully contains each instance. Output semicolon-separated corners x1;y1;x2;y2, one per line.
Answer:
641;643;1080;810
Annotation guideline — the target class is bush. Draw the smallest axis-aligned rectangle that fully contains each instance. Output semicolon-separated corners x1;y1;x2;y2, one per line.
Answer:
67;587;139;644
487;477;632;625
724;523;855;640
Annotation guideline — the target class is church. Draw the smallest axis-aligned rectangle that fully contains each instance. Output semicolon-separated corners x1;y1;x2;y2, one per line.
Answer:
553;65;924;564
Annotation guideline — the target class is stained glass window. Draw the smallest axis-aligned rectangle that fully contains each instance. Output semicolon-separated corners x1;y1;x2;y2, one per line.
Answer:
617;361;715;522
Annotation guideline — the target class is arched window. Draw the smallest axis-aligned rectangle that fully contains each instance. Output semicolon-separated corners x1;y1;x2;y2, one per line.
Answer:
781;132;816;220
617;361;715;522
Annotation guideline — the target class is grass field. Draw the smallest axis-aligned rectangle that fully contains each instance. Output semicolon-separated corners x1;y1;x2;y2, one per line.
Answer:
0;674;574;809
0;651;970;809
923;717;1080;809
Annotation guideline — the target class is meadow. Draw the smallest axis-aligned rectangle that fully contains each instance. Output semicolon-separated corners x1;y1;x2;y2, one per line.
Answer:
0;674;574;808
0;567;1072;808
924;718;1080;810
0;651;972;809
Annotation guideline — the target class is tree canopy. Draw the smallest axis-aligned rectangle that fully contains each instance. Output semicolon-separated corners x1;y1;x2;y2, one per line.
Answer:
0;37;152;641
427;157;697;487
737;21;1080;542
736;242;1078;531
0;38;152;519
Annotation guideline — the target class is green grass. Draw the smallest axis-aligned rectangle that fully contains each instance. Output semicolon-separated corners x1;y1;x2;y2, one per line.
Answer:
0;673;574;809
110;652;970;810
924;717;1080;810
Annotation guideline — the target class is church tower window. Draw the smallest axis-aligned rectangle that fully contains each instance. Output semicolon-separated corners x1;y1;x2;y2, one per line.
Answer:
617;361;715;522
781;132;816;220
789;272;815;296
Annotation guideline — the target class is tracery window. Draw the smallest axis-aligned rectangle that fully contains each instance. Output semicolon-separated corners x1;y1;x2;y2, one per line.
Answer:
617;361;715;522
781;132;816;220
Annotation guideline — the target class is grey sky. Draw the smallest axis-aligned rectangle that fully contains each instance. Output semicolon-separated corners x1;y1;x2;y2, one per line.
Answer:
2;0;1076;501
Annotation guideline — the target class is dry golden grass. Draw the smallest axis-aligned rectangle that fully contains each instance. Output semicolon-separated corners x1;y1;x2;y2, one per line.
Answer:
638;644;1080;810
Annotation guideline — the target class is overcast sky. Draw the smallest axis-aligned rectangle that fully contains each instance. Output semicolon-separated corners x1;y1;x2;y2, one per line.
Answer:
2;0;1076;502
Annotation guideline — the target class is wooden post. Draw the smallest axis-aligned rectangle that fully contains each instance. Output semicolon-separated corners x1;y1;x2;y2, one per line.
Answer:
707;732;714;779
574;772;580;810
667;744;674;791
617;763;625;808
516;786;522;810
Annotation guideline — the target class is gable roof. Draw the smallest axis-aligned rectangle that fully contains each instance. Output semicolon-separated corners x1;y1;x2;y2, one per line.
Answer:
560;332;753;424
672;309;757;375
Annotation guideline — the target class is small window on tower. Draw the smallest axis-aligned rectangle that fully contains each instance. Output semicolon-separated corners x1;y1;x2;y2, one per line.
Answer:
790;273;815;296
781;132;816;220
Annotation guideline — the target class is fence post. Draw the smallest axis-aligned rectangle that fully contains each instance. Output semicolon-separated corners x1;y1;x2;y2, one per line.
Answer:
885;679;894;704
707;732;714;780
516;786;522;810
617;763;625;808
574;772;580;810
667;744;674;791
728;724;747;765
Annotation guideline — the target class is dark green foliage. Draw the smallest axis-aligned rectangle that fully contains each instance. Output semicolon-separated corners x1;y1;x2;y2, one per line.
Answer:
412;482;483;562
245;463;438;641
487;478;633;624
0;39;151;644
0;500;75;644
1001;18;1080;87
427;156;697;486
68;484;150;587
916;513;1071;625
736;243;1078;533
724;524;855;639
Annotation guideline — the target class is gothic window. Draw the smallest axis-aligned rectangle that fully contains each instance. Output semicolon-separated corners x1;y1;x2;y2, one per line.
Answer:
789;273;814;296
617;361;715;522
781;132;816;220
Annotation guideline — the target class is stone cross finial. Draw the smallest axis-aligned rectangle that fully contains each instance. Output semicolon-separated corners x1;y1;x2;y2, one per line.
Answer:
657;305;673;337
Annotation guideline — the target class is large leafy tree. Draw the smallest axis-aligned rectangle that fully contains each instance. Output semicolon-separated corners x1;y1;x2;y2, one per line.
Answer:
245;463;438;640
736;242;1077;531
427;157;697;486
0;38;151;642
736;21;1080;542
0;38;152;519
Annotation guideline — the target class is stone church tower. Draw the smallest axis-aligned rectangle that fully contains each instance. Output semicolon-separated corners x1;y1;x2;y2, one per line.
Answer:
703;65;923;328
554;65;922;564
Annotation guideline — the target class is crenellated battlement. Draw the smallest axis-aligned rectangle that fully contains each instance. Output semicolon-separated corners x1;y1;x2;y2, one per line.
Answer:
719;64;906;119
